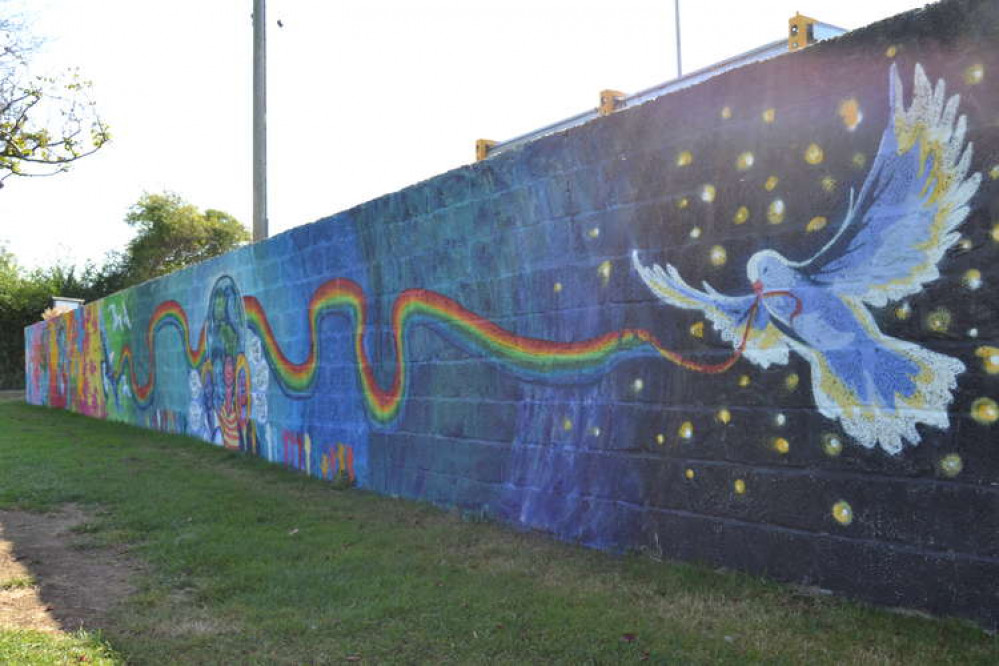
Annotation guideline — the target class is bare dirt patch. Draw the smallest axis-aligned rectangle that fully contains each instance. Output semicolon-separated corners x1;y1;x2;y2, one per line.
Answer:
0;505;139;633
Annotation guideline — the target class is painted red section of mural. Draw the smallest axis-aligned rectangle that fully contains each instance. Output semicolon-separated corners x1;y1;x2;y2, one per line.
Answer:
26;308;106;418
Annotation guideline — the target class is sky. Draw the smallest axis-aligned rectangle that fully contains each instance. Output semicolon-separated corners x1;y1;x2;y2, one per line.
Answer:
1;0;929;270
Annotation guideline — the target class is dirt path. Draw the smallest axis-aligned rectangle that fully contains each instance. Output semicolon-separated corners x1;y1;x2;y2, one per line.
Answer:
0;505;138;633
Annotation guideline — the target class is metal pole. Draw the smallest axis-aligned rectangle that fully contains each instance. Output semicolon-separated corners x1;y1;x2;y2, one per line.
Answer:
674;0;682;78
252;0;268;242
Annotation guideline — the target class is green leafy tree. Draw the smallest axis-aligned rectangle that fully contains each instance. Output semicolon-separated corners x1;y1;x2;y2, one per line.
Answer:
122;192;250;284
0;242;17;296
0;8;110;188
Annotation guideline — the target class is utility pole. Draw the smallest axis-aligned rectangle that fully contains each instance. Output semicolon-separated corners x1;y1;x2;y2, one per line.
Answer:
252;0;268;242
674;0;682;78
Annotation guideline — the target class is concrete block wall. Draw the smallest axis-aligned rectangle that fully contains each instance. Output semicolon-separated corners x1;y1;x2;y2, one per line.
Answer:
26;0;999;626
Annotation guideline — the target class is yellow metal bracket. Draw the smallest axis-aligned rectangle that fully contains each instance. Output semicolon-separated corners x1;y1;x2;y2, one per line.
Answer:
788;13;817;51
598;90;626;116
475;139;497;162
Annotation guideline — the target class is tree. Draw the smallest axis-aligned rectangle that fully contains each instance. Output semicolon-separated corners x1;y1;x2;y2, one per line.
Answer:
122;192;250;284
0;242;16;292
0;8;110;188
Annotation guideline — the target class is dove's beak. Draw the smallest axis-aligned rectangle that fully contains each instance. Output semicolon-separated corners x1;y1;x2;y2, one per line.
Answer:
752;280;763;296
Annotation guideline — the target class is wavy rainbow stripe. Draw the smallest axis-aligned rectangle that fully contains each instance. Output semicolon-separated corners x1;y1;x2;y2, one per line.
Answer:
112;300;206;405
111;278;755;420
243;278;752;423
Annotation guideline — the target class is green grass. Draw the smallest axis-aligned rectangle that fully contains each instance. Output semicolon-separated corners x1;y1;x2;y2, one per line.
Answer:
0;575;36;590
0;629;118;665
0;401;995;665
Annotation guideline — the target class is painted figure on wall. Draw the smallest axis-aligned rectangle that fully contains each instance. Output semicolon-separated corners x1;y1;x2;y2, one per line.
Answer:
205;276;253;450
181;276;269;452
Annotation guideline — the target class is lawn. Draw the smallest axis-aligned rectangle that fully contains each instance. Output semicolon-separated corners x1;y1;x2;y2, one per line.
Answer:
0;400;995;664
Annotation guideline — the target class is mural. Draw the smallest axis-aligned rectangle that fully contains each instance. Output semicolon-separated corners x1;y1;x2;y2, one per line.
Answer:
23;0;999;628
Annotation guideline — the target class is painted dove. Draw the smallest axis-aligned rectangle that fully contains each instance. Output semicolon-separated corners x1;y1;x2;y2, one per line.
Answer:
633;63;980;454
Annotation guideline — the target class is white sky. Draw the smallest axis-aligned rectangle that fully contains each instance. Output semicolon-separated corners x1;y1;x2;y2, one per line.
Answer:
1;0;927;270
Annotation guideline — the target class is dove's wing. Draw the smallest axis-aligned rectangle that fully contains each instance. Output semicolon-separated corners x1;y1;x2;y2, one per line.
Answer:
632;252;789;368
797;63;981;307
